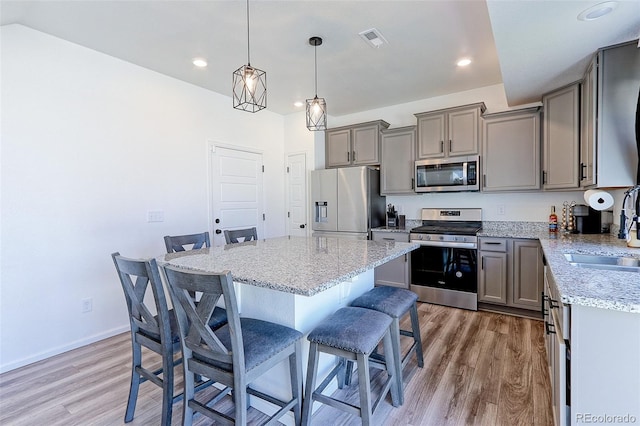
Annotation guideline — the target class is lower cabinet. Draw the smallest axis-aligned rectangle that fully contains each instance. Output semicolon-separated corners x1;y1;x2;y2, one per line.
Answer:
478;237;543;312
371;230;410;288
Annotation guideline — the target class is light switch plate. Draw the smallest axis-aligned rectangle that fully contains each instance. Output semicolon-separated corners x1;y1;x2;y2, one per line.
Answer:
147;210;164;222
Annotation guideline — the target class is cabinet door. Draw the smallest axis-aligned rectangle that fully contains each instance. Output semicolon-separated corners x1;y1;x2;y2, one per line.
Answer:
448;107;480;156
543;83;580;190
511;239;543;310
416;113;446;159
372;231;410;288
352;125;380;165
482;109;541;191
478;251;508;304
580;61;596;187
380;127;416;195
326;129;351;167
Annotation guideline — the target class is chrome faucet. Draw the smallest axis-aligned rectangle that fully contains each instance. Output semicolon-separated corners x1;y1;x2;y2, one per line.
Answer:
619;185;640;239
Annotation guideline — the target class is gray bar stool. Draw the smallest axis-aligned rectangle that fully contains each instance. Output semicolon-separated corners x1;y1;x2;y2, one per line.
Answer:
349;286;424;405
301;306;400;426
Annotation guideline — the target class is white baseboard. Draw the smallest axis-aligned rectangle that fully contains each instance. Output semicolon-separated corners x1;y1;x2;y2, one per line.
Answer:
0;325;129;374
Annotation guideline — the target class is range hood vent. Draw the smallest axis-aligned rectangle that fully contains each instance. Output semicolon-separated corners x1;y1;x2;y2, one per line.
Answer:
358;28;388;48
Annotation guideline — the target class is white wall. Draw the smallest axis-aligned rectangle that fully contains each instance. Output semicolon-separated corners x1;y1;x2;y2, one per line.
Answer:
326;84;630;224
0;25;287;372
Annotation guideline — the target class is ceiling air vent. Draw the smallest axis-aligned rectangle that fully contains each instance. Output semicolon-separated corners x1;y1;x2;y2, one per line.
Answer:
358;28;388;48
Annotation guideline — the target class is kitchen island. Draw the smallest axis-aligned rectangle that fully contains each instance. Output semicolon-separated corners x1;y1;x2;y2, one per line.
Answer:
157;235;419;423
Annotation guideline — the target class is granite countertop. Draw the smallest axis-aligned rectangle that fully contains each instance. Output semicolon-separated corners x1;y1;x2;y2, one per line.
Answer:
157;236;419;297
480;221;640;313
540;233;640;313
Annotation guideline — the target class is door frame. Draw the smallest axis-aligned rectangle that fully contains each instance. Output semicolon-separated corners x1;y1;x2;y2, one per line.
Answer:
207;140;265;245
284;151;308;237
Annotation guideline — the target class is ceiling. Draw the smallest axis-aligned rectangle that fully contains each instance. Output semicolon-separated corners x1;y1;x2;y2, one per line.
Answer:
1;1;639;116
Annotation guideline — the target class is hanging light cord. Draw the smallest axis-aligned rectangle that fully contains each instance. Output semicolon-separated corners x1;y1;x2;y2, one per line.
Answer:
314;43;318;97
246;0;251;66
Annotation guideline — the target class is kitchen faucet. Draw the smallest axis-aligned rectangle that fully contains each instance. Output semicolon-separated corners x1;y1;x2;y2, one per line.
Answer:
618;185;640;240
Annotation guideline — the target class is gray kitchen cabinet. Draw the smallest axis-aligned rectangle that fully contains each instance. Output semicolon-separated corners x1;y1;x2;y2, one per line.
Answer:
371;231;410;288
325;120;390;168
380;126;416;195
511;239;543;309
580;40;639;188
478;237;542;312
482;107;541;192
415;102;485;159
543;83;580;190
478;238;508;304
580;61;595;187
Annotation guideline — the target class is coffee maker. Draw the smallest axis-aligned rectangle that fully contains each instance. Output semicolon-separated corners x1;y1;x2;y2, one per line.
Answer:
573;204;606;234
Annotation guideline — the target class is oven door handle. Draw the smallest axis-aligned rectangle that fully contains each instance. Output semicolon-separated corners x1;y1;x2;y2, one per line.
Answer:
410;240;478;249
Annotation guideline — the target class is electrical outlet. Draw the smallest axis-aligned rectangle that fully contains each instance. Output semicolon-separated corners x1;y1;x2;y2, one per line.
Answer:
82;297;93;313
497;205;506;215
147;210;164;222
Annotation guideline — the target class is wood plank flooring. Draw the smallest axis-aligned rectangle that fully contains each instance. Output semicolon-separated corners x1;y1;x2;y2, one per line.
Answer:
0;303;553;425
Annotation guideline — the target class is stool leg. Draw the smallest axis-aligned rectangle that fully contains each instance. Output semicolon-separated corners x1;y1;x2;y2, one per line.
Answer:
410;303;424;368
289;340;303;426
125;341;142;422
389;317;404;406
302;342;320;426
382;328;401;408
356;353;373;425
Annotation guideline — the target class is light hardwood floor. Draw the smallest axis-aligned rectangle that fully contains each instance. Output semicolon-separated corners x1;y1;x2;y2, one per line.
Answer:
0;303;553;425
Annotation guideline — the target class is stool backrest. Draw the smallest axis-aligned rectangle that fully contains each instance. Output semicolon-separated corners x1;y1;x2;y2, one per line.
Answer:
161;265;243;370
111;253;172;349
164;232;211;253
223;227;258;244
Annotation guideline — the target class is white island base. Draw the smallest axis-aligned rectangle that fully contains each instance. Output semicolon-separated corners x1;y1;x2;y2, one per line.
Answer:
238;268;375;425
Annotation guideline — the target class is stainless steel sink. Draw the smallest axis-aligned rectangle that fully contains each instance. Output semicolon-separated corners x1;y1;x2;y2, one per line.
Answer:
563;253;640;273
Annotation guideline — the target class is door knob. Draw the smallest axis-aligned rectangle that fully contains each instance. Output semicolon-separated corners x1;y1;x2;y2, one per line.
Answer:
300;224;306;229
215;218;220;224
215;229;222;234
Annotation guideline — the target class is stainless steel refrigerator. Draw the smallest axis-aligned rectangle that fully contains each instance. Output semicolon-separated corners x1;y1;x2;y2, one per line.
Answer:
311;166;386;239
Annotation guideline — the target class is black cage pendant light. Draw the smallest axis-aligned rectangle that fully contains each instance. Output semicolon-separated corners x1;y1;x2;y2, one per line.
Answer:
232;0;266;112
306;36;327;131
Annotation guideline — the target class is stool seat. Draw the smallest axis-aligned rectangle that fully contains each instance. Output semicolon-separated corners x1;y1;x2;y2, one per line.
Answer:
350;286;424;406
302;307;399;425
308;306;392;354
350;286;418;319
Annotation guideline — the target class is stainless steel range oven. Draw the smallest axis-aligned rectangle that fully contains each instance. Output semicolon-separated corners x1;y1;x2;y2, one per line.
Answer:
410;208;482;311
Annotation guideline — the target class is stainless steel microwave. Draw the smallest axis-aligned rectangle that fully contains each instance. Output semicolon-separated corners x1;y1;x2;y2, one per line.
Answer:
415;155;480;192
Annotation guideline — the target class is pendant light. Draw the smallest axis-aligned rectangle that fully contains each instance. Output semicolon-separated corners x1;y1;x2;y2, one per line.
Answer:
232;0;266;112
306;36;327;131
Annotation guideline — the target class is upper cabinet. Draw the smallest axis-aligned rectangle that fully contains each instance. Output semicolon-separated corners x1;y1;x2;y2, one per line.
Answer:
542;83;580;190
580;61;596;187
415;103;486;159
582;41;639;188
482;108;541;192
325;120;390;168
380;126;416;195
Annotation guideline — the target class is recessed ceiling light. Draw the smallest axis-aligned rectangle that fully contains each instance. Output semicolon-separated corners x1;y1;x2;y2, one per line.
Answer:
457;58;472;67
577;1;618;21
192;58;208;68
294;101;304;108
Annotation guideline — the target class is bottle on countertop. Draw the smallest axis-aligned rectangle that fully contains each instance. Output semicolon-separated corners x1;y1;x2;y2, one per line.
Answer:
549;206;558;233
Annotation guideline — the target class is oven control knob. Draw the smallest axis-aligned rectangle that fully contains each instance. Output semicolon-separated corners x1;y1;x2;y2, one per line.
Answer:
425;235;431;240
439;236;444;240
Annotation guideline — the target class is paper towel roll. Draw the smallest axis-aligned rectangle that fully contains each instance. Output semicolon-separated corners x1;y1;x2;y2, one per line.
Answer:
583;189;614;211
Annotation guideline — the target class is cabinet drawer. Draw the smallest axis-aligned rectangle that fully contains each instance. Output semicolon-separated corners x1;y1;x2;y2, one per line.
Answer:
479;238;507;252
371;231;409;243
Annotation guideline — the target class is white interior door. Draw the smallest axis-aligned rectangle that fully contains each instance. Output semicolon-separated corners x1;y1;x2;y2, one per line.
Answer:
210;145;264;246
286;153;307;237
